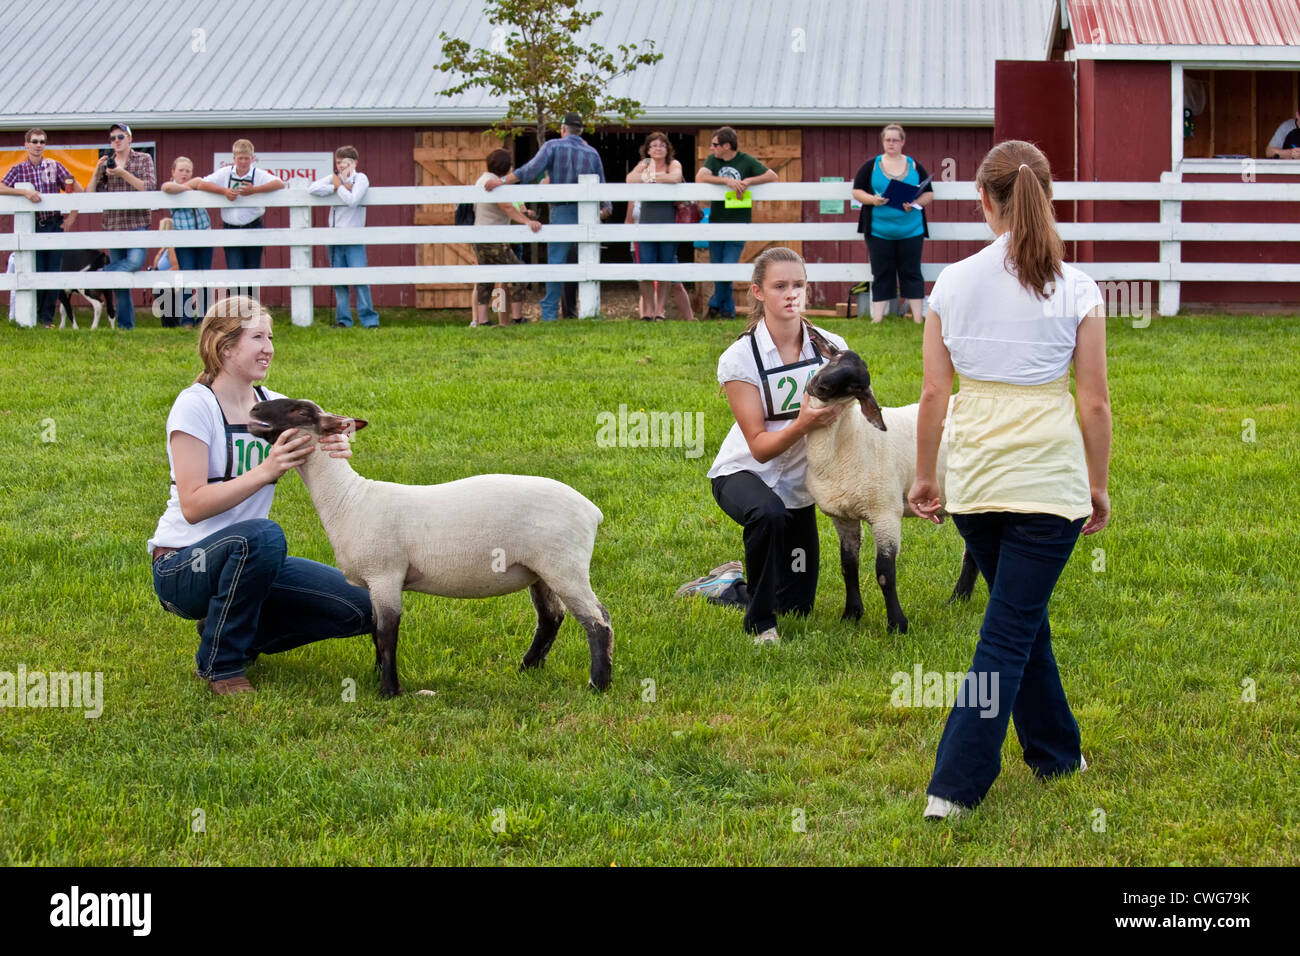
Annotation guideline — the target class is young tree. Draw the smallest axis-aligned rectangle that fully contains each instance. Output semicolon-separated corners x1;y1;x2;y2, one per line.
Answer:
437;0;663;153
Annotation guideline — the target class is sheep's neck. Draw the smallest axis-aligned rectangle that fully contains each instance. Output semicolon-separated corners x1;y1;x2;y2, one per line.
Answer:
295;444;369;522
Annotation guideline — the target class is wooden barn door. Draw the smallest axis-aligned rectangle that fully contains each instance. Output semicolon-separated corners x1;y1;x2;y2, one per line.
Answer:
694;129;803;311
414;131;500;310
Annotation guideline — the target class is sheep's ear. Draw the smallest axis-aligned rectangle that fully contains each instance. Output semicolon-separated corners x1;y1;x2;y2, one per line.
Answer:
859;391;887;431
320;414;368;435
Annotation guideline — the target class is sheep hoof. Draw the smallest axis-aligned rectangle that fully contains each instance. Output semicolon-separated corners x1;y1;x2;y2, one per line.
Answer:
947;588;973;604
887;618;909;634
379;683;402;698
841;606;863;622
587;677;611;693
519;657;544;671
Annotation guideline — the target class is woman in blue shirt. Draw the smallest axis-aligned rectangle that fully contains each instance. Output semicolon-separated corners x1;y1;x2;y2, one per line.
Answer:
852;124;934;324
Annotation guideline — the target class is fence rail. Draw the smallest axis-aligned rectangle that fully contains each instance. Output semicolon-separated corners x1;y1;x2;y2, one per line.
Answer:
4;178;1298;326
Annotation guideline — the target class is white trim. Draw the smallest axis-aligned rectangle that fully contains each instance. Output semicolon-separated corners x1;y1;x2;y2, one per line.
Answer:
1179;158;1300;174
1171;62;1184;173
1071;44;1299;64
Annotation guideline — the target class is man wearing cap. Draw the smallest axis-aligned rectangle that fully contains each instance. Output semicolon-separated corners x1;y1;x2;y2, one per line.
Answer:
85;122;156;330
0;128;81;328
484;112;611;321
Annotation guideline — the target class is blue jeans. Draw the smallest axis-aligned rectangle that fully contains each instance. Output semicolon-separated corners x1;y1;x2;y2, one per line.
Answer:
707;240;745;315
35;218;64;324
223;218;264;270
174;244;213;326
928;512;1086;808
541;203;578;320
152;518;373;681
328;244;379;327
103;236;147;330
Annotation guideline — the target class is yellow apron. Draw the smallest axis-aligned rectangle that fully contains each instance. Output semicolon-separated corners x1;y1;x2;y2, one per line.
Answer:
944;374;1092;520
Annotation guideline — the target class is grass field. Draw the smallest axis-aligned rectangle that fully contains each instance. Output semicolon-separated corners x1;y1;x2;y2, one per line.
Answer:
0;306;1296;865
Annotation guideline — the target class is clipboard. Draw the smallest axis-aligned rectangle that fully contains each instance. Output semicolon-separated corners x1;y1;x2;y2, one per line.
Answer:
724;190;753;209
882;174;932;210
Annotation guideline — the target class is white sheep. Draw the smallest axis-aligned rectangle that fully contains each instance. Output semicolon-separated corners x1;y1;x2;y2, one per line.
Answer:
803;349;977;633
249;398;612;696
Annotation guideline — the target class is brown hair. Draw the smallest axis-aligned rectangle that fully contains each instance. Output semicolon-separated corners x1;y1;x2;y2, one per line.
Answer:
639;132;675;161
713;126;738;150
25;128;46;143
486;148;513;176
334;145;358;161
195;296;271;386
880;123;906;145
976;140;1062;299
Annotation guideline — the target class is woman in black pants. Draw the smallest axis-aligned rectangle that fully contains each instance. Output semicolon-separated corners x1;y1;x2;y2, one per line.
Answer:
852;123;934;323
676;247;846;645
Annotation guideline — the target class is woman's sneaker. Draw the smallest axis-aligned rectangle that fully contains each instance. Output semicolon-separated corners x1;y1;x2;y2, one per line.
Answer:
753;627;779;646
675;561;743;600
923;794;964;820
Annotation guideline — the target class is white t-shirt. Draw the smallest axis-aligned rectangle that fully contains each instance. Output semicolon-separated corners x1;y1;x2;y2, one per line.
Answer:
203;166;278;225
1268;118;1299;149
473;171;512;227
707;320;849;508
927;233;1103;385
147;383;286;553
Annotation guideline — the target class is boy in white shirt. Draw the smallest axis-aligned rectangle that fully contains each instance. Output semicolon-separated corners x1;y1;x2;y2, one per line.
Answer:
308;146;379;328
191;139;284;270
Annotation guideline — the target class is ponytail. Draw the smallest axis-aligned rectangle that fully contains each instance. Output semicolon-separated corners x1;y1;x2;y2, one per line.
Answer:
975;141;1063;298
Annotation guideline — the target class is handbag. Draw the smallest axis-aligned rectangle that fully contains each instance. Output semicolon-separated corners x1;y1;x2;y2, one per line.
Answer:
675;201;703;224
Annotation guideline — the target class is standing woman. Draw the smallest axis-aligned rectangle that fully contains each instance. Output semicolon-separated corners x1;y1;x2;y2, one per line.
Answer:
677;247;845;645
148;296;374;694
852;124;934;324
907;141;1112;819
160;156;213;327
625;132;689;321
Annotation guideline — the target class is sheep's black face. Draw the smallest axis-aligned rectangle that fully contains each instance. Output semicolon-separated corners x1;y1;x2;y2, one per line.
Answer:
807;351;887;431
249;398;324;442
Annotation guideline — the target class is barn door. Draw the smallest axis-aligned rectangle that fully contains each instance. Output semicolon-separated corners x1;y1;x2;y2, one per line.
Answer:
695;129;803;309
414;131;501;310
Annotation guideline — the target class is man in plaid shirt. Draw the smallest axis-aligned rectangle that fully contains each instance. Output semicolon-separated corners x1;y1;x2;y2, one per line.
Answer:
85;122;156;330
0;128;81;327
484;112;611;320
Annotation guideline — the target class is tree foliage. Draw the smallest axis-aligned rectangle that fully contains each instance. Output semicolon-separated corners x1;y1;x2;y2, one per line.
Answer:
437;0;663;152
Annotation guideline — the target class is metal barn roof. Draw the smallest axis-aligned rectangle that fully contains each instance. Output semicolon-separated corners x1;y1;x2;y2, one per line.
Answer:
1067;0;1300;59
1;0;1058;129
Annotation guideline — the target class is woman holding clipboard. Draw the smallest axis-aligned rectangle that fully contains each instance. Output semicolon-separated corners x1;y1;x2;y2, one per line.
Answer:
852;124;934;324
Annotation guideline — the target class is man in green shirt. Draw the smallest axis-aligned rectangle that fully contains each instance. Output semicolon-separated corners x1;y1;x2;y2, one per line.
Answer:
695;126;778;317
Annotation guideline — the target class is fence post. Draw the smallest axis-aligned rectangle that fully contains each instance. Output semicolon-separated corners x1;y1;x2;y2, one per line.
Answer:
11;210;36;327
1158;170;1181;317
577;173;601;318
289;203;313;326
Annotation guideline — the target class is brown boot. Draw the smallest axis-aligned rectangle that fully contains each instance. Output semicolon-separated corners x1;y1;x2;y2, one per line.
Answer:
209;675;255;695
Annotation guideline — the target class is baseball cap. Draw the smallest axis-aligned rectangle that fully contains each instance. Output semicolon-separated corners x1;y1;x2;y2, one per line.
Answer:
109;122;132;136
562;112;584;129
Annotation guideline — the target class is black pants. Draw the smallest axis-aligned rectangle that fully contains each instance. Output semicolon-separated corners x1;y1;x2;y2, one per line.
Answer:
712;470;819;633
35;217;64;324
866;234;925;301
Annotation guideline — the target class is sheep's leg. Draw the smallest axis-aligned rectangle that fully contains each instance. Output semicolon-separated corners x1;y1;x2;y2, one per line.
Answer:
871;517;908;634
520;580;565;671
370;585;404;698
830;515;865;621
948;547;978;603
546;575;613;692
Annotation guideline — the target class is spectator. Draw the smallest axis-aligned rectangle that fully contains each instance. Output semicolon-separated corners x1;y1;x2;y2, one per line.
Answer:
151;218;180;327
0;128;80;328
470;148;541;327
695;126;778;318
625;131;691;321
626;196;694;321
161;156;212;327
852;123;935;324
483;112;612;321
906;140;1111;820
85;122;156;331
1265;105;1300;159
308;146;380;329
192;139;284;270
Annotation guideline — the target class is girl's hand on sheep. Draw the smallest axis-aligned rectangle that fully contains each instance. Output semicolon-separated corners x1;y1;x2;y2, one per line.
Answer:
793;399;844;435
907;477;944;525
262;428;315;479
318;431;354;460
1081;487;1110;535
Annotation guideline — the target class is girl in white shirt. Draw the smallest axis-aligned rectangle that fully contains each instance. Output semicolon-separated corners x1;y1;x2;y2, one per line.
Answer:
149;297;373;694
906;141;1112;819
678;247;846;645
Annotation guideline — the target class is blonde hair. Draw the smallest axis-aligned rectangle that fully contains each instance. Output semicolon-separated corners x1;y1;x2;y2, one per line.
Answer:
195;296;271;386
171;156;193;172
975;140;1062;299
881;123;906;145
158;218;174;231
232;139;254;155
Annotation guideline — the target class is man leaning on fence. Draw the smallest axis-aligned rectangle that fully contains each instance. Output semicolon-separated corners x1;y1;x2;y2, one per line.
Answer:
0;128;80;328
483;112;612;321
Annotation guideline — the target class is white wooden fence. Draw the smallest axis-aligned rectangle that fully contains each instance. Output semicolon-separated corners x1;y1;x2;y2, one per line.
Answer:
3;174;1299;326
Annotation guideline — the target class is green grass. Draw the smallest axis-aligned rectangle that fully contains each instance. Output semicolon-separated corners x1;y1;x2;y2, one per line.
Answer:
0;307;1296;865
